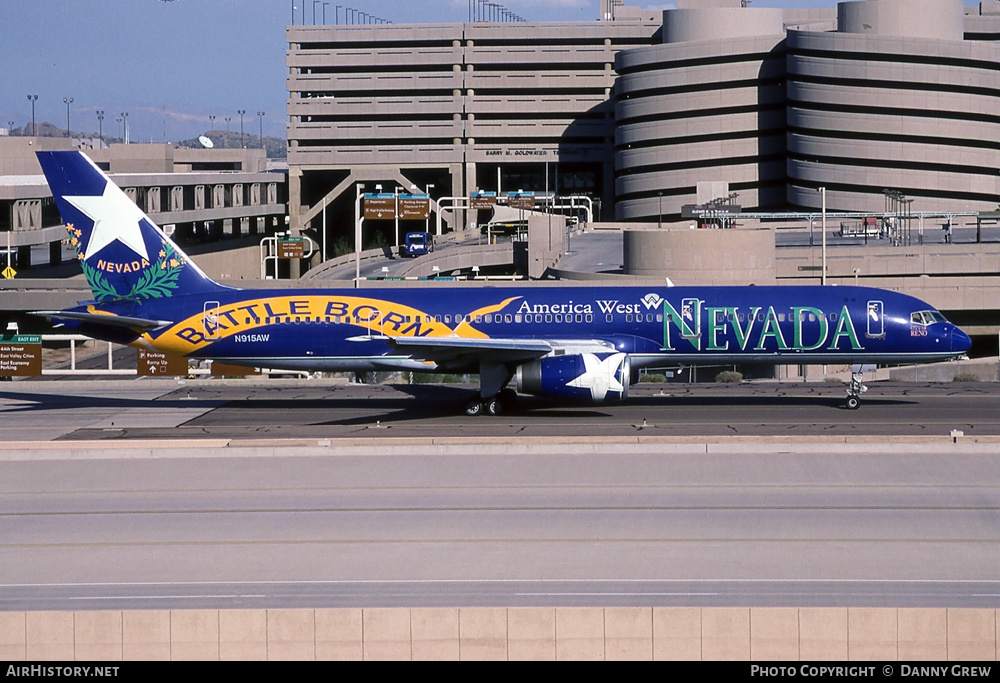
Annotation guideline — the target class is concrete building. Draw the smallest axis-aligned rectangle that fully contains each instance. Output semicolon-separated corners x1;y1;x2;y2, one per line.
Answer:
286;0;1000;240
0;138;285;269
285;8;661;253
786;0;1000;213
615;0;1000;219
614;1;788;221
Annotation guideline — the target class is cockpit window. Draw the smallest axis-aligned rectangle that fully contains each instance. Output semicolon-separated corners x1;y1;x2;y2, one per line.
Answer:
911;310;948;325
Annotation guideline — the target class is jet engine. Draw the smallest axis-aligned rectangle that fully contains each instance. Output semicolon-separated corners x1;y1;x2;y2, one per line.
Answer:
515;352;630;402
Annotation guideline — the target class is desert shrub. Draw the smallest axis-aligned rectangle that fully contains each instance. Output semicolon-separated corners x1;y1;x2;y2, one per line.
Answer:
714;370;743;383
952;372;979;382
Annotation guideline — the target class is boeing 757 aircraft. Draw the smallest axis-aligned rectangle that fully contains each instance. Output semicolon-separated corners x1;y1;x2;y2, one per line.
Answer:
34;151;971;415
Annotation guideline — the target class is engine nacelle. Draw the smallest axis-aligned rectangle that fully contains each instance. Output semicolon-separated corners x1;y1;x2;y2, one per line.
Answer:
515;352;630;403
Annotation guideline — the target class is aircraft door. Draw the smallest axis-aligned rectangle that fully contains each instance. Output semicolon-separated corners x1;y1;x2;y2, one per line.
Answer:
866;300;884;338
680;298;701;339
203;301;220;340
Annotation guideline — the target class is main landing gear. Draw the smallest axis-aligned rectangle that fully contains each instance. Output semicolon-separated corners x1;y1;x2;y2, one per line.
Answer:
846;370;867;410
465;388;517;417
463;361;516;417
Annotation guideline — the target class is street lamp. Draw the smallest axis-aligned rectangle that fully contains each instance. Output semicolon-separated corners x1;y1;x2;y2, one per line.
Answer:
426;183;434;234
256;111;265;150
237;109;246;148
208;114;215;132
819;186;827;286
96;111;104;147
355;183;368;283
120;112;129;144
63;97;74;138
26;95;37;136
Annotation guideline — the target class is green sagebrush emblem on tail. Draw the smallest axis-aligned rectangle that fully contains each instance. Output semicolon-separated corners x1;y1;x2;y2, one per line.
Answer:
67;223;185;301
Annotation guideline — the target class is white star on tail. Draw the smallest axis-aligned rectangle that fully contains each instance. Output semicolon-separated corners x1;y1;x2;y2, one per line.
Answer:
566;353;626;402
63;181;150;261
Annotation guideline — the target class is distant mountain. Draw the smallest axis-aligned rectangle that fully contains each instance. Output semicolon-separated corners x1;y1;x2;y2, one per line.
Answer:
176;130;287;160
7;121;98;140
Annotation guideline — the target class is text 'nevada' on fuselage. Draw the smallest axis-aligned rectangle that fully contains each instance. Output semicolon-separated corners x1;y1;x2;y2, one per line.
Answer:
33;151;972;415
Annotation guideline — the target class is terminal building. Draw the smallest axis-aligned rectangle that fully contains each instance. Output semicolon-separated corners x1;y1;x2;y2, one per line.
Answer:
286;0;1000;243
0;138;285;273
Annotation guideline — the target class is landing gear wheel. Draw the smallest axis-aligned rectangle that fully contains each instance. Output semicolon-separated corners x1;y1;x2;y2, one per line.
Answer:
485;397;503;416
846;395;861;410
464;400;484;417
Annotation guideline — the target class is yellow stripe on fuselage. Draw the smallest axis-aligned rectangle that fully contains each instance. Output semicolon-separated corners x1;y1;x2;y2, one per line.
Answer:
146;294;521;356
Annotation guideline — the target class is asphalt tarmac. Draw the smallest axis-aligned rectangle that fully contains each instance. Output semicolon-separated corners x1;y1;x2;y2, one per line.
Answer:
2;378;1000;441
2;379;999;611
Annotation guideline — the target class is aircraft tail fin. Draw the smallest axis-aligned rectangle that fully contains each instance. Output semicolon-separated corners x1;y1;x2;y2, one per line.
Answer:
36;150;232;302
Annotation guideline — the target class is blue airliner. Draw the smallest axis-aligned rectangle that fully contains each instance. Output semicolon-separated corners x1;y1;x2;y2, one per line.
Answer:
34;151;971;414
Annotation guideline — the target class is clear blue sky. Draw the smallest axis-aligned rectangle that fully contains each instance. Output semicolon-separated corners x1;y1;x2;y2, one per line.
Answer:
0;0;980;143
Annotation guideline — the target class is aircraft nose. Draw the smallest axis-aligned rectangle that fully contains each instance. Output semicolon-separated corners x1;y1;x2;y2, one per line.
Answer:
951;327;972;354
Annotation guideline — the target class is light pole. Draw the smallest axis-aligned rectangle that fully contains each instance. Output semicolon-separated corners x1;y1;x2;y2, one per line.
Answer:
256;111;265;150
355;183;367;283
425;184;434;234
116;117;123;142
237;110;246;148
120;112;129;144
63;97;74;138
96;111;104;147
26;95;37;136
7;121;13;136
208;114;215;132
394;186;401;251
819;186;827;286
658;192;662;230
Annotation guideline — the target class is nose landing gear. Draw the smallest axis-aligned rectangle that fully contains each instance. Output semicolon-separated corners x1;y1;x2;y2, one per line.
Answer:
846;371;867;410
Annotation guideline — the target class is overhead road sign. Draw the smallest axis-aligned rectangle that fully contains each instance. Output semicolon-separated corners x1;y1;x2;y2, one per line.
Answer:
399;193;430;220
508;191;536;210
277;237;305;259
470;192;497;209
364;193;396;220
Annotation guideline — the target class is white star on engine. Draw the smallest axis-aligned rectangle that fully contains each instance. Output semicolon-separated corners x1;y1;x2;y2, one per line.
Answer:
567;353;626;402
63;181;150;261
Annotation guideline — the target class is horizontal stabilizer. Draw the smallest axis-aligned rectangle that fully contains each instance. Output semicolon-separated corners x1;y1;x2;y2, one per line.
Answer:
31;310;171;332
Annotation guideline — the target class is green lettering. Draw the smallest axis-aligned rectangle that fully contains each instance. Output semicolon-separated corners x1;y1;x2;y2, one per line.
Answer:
828;305;862;350
754;306;788;350
792;307;828;351
706;307;729;351
731;307;760;350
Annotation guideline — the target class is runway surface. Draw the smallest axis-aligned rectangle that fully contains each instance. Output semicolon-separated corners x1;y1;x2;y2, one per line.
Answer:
1;378;1000;441
1;379;999;611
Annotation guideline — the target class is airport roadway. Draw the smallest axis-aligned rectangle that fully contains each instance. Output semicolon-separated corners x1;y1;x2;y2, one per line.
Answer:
1;379;999;611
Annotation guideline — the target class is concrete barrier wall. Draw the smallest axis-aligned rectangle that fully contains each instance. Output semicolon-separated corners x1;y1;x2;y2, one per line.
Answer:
2;608;997;661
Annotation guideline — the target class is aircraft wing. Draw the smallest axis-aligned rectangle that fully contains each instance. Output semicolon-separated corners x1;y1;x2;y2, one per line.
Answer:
351;335;553;365
359;335;620;367
389;336;553;364
31;310;172;332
